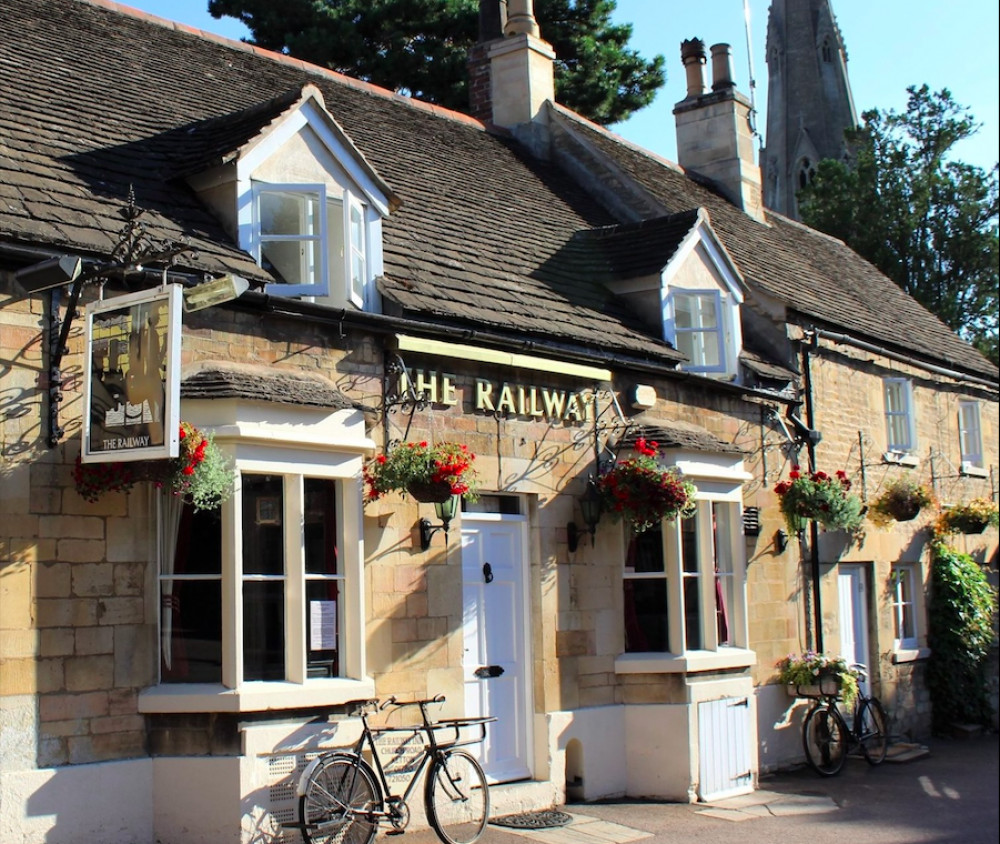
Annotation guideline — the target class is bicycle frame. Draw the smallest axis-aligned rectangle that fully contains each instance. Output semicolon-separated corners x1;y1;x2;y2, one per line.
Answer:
296;697;492;826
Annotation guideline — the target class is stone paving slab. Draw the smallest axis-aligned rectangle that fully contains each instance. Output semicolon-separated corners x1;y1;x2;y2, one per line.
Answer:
490;815;652;844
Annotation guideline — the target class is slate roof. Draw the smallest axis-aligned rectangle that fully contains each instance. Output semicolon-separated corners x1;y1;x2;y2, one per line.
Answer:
552;108;997;380
181;362;359;410
619;421;745;455
1;0;994;383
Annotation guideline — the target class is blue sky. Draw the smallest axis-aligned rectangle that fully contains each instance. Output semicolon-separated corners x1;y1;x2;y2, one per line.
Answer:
117;1;998;172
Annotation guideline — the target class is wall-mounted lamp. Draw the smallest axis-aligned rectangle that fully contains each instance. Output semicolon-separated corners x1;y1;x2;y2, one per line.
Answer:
567;482;603;552
419;494;460;551
183;274;250;312
774;528;789;554
14;255;83;294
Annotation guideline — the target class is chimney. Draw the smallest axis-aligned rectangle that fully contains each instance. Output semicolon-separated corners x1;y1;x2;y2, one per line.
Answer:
468;0;555;158
674;40;765;222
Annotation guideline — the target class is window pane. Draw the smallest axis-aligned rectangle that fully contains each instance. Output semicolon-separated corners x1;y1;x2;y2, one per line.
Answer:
681;510;702;649
261;239;322;287
174;504;222;575
304;478;338;576
307;580;340;677
713;503;734;646
683;576;702;650
327;197;345;295
624;579;668;652
625;525;664;574
243;475;284;576
960;401;982;465
162;580;222;683
243;581;285;680
260;190;319;236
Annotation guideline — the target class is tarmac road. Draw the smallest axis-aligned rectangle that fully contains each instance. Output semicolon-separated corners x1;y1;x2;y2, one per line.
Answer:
405;732;998;844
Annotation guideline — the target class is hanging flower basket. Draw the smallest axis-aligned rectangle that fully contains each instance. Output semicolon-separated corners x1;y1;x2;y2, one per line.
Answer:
595;437;697;534
774;466;864;534
73;422;235;511
868;477;933;527
934;499;999;535
363;441;479;503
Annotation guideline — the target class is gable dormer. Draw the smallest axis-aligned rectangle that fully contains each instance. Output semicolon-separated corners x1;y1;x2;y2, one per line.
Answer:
594;208;746;380
185;85;397;309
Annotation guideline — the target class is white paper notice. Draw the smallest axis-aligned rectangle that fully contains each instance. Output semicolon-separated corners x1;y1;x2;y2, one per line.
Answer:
310;600;337;650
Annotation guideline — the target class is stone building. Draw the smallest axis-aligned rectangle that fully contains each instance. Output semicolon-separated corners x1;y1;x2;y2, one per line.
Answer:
0;1;996;843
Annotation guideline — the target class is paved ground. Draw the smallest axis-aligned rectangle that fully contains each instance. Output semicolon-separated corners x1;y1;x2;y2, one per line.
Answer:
404;732;998;844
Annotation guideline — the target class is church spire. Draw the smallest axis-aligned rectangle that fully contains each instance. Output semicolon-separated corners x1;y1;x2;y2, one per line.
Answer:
762;0;858;219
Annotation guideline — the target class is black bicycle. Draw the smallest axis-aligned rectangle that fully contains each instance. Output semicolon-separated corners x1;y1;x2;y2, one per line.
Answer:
290;696;494;844
801;663;888;776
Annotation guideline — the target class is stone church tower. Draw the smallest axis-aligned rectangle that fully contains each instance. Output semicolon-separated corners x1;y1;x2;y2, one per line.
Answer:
762;0;858;218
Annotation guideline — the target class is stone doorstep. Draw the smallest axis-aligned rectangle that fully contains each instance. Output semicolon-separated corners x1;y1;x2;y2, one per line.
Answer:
884;741;931;763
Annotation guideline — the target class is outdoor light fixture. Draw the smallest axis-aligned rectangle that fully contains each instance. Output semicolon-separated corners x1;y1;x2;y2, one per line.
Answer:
419;494;461;551
14;255;83;294
183;273;250;312
774;528;789;554
567;481;603;552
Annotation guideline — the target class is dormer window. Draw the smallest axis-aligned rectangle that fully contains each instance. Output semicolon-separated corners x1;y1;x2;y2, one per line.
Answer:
664;286;741;379
253;182;370;305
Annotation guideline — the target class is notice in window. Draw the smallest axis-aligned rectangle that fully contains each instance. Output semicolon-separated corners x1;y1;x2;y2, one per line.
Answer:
310;600;337;650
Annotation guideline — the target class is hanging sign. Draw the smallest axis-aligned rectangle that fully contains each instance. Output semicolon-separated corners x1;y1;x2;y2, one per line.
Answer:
81;285;182;462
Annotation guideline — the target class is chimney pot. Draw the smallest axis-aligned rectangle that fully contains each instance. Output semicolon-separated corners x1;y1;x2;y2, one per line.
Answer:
680;38;707;97
710;43;735;90
505;0;540;37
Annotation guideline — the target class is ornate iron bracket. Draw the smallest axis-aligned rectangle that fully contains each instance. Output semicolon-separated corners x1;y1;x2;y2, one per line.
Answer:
381;351;430;453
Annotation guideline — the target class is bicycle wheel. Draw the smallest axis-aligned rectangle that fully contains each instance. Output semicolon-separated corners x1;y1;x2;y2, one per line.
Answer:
425;750;490;844
300;753;383;844
858;697;888;765
802;703;849;776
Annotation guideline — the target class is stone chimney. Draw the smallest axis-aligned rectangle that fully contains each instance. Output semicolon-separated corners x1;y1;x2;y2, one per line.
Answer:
674;39;765;222
467;0;555;158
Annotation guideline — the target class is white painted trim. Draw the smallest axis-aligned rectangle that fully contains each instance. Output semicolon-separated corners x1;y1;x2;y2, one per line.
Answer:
137;678;376;713
397;335;613;381
614;648;756;674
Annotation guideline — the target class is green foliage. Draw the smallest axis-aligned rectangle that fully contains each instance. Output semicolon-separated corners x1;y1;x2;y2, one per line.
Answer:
799;85;999;365
926;541;998;730
208;0;664;125
934;498;1000;536
776;651;860;706
868;475;933;527
363;441;479;502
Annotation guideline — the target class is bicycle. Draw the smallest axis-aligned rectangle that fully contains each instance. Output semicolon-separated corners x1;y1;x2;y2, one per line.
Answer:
288;696;494;844
800;663;889;776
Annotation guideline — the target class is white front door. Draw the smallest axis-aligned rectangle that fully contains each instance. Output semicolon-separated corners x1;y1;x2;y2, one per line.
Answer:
837;565;871;695
460;513;531;783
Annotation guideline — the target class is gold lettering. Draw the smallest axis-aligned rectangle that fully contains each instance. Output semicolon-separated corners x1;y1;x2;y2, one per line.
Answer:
528;387;544;417
475;379;495;411
413;370;438;404
497;383;516;414
565;392;583;420
542;388;567;418
440;374;458;406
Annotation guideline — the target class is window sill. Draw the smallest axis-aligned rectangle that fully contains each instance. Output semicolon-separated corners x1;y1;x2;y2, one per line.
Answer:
892;647;931;664
882;451;919;467
138;677;376;714
614;648;756;675
960;464;988;479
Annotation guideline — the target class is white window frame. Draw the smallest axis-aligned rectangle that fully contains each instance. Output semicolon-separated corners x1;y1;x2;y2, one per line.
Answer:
883;377;917;455
617;458;754;675
140;403;374;714
959;400;984;472
890;565;918;651
252;182;330;298
664;288;741;379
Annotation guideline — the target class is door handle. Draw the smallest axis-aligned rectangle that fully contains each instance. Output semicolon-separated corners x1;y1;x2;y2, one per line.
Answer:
474;665;505;679
483;562;494;583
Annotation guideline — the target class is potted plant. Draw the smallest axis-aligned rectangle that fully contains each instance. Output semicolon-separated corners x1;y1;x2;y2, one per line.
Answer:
934;498;1000;535
595;437;697;534
868;476;933;527
774;466;864;534
73;421;235;511
363;441;479;503
776;651;860;704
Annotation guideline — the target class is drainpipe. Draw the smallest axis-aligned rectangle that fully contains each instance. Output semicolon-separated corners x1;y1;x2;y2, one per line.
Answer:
801;330;824;654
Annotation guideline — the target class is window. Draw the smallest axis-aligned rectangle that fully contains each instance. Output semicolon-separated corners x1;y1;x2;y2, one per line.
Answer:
664;288;740;378
253;182;369;303
959;400;983;471
884;378;916;454
622;500;742;655
160;473;346;686
890;566;918;650
797;157;816;190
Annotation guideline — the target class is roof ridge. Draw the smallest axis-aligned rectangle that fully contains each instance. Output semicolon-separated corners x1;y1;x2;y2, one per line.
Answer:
82;0;493;134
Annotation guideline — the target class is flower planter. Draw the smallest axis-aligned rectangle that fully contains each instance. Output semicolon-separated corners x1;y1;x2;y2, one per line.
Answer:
785;672;840;699
406;480;454;503
885;500;922;522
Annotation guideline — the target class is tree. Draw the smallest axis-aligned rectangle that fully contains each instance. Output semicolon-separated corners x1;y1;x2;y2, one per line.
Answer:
798;85;999;365
207;0;664;125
